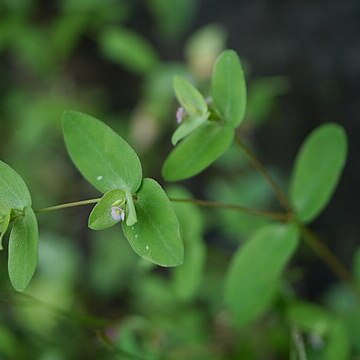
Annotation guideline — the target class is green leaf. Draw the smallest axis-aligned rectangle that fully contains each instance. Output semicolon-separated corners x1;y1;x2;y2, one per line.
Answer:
211;50;246;127
290;123;348;223
88;189;126;230
168;186;205;301
324;319;350;360
62;111;142;194
225;223;299;326
173;238;204;301
125;188;137;227
99;27;159;75
287;302;332;336
173;76;208;118
162;122;234;181
122;178;183;267
148;0;198;40
0;160;31;210
171;115;208;145
8;207;39;292
246;76;290;125
0;207;11;250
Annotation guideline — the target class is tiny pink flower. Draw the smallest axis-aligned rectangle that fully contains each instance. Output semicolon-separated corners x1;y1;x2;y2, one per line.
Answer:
111;206;125;222
176;107;185;124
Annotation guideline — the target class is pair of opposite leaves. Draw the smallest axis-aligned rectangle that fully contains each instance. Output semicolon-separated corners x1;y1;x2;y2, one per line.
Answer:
162;49;247;181
0;110;185;292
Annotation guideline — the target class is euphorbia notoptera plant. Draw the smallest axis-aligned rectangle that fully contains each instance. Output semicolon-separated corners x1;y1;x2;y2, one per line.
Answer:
0;111;184;292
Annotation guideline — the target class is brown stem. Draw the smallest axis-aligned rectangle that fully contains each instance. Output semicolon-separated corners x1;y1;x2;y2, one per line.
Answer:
299;224;359;295
235;133;293;213
169;197;288;221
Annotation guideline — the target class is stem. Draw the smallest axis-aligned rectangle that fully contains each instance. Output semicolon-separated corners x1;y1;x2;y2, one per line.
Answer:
169;197;288;221
299;224;358;293
34;197;287;221
34;198;101;213
235;133;357;295
235;133;292;212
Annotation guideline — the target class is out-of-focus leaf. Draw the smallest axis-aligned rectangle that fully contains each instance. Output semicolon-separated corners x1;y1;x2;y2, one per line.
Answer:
162;122;234;181
8;207;38;292
88;189;126;230
173;236;205;301
173;76;208;118
324;319;350;360
147;0;198;39
0;160;31;209
0;326;23;358
287;302;331;336
290;123;347;223
62;111;142;194
246;76;290;125
63;0;121;12
212;50;246;128
122;178;183;267
99;27;159;75
225;224;299;326
206;174;273;239
185;24;227;79
90;228;138;297
168;186;205;301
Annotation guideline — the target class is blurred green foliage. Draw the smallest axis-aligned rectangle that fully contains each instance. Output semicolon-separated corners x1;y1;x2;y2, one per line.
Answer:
0;2;359;360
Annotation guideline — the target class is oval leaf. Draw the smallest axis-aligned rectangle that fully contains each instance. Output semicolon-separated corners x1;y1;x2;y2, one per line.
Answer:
162;122;234;181
211;50;247;127
287;302;331;335
62;111;142;194
171;115;207;145
324;319;350;360
125;188;137;227
0;207;11;250
122;178;183;267
168;186;205;301
0;160;31;210
225;223;299;326
88;189;126;230
290;123;348;223
8;207;39;292
173;76;208;118
99;27;159;75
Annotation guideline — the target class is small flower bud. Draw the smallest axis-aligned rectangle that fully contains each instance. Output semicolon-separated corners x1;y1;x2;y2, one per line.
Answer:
176;107;185;124
111;206;125;222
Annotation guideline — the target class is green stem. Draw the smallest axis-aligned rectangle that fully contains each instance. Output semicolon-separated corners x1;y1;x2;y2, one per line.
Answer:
235;133;357;293
34;197;287;221
169;197;288;221
34;198;102;213
235;133;293;213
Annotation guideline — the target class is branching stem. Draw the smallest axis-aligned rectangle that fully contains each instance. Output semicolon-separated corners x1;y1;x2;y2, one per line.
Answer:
235;132;357;295
34;197;286;221
235;133;293;212
299;224;357;291
169;197;288;221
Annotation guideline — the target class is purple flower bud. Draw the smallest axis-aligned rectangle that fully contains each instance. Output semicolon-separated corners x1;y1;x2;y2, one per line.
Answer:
111;206;125;222
176;107;185;124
